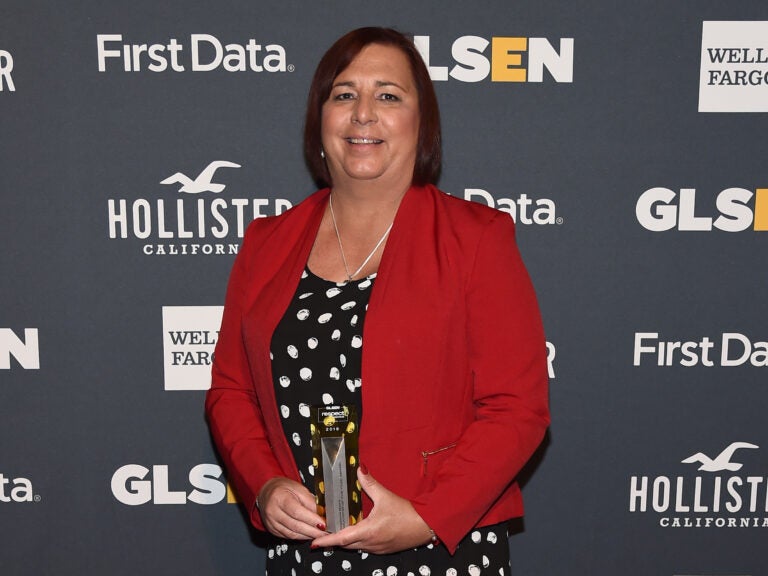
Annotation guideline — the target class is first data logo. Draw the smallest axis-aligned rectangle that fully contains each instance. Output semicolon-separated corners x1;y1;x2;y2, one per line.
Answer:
699;21;768;112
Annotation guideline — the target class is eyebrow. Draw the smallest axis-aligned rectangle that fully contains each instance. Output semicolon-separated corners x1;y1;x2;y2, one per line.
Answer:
332;80;407;91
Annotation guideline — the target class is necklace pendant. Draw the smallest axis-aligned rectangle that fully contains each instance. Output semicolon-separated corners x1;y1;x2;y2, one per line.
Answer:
329;192;393;285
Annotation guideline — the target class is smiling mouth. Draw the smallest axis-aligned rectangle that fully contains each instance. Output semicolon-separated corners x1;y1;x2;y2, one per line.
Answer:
345;137;383;144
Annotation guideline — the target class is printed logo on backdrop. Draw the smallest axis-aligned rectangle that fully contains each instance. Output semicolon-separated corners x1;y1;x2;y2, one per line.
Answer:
629;441;767;528
97;34;293;73
0;328;39;370
160;161;240;194
634;332;768;368
464;188;562;226
414;34;573;83
0;473;40;503
162;306;223;390
636;187;768;232
0;49;15;92
546;342;556;379
107;161;292;255
111;464;237;505
699;21;768;112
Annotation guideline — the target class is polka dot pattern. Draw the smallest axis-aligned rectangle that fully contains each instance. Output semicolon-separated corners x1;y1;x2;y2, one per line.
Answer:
271;268;372;491
265;524;510;576
266;269;511;575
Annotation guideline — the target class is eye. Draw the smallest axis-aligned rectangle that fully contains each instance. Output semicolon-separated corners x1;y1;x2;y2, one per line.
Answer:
333;91;355;101
379;93;400;102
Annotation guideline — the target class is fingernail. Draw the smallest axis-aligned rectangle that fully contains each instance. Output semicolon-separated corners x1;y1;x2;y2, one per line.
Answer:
310;544;318;550
316;522;326;531
359;462;368;475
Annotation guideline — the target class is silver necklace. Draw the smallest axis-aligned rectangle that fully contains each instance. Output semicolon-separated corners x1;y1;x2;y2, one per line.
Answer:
328;193;393;282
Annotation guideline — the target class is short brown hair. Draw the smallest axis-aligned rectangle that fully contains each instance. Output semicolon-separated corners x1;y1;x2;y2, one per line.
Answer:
303;27;442;188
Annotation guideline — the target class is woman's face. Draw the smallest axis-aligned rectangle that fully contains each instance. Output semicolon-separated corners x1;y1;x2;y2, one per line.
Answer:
321;43;420;190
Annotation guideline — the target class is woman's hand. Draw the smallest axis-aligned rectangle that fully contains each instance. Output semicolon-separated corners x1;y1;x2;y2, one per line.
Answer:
310;465;434;554
257;477;329;540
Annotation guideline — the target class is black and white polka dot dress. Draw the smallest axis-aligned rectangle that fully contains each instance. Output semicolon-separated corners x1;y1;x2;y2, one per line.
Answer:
267;268;511;576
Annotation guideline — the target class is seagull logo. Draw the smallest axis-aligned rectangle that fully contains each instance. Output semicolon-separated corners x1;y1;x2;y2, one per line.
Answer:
681;442;759;472
160;161;241;194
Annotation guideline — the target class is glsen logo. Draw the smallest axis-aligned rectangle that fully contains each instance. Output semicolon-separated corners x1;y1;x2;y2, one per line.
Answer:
634;332;768;367
97;34;292;73
0;328;39;370
163;306;223;390
699;21;768;112
0;49;15;92
629;441;768;528
465;188;562;225
107;161;292;255
0;473;39;503
111;464;236;505
414;35;573;83
636;187;768;232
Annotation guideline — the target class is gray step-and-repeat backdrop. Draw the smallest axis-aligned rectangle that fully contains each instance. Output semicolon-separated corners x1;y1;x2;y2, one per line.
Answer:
2;1;766;574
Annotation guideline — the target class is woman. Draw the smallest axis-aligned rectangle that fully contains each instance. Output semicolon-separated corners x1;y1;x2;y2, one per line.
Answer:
206;27;549;575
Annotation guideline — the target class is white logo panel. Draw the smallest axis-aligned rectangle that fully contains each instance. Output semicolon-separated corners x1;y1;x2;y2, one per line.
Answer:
162;306;222;390
699;21;768;112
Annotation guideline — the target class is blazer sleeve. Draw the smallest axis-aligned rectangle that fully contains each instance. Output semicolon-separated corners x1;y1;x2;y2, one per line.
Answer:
205;223;284;532
411;211;551;552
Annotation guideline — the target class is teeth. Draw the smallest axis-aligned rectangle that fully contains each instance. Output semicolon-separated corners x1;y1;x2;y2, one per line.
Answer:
347;138;380;144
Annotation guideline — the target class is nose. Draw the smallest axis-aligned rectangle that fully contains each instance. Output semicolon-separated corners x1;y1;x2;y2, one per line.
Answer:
351;95;377;125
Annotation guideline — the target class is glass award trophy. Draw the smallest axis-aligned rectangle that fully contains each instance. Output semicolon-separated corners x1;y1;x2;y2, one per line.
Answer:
310;405;362;532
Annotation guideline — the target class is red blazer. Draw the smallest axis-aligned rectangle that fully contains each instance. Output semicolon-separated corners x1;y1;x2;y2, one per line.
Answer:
205;184;550;553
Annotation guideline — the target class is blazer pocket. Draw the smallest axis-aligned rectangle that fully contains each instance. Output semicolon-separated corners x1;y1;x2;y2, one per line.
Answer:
420;442;457;476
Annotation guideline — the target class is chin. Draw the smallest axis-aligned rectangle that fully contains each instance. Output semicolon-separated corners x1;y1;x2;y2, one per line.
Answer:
342;166;387;181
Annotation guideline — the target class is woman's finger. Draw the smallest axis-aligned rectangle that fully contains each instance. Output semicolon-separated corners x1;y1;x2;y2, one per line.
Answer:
259;478;327;539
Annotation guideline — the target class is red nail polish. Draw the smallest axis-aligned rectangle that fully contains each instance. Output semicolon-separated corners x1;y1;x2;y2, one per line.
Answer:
310;544;318;550
316;522;326;531
359;462;368;475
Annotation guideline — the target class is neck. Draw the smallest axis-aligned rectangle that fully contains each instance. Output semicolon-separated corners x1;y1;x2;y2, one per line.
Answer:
308;181;412;284
328;181;411;224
